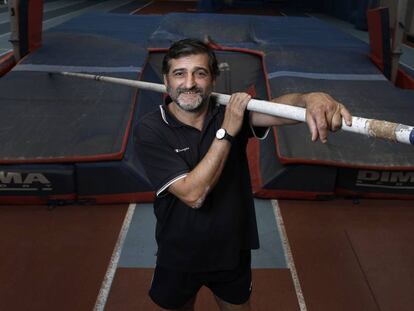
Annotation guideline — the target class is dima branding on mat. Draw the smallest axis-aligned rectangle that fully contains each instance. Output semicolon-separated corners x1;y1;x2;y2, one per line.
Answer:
356;170;414;189
0;171;52;190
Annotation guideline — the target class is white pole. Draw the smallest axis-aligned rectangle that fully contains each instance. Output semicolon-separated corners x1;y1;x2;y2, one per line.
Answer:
51;71;414;146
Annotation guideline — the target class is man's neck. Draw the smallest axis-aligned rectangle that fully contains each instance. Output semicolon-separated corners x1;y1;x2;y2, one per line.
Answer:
168;101;209;131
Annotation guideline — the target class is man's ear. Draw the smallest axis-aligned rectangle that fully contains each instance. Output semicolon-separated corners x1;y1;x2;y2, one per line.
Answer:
163;74;168;86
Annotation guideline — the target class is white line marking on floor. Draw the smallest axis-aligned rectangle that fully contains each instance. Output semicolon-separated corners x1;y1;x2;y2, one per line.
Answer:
0;48;11;57
403;43;414;51
130;0;154;15
0;0;134;39
0;0;86;22
0;31;9;39
272;200;308;311
93;203;136;311
401;61;414;71
14;64;142;73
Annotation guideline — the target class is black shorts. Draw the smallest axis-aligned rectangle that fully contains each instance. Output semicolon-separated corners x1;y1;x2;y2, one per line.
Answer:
149;251;252;310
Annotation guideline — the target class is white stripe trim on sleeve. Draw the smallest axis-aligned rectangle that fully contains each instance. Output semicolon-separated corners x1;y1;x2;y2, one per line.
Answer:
159;105;169;125
156;173;188;197
250;121;270;140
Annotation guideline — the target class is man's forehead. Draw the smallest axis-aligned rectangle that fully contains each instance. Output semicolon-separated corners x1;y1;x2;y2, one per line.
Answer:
168;53;210;71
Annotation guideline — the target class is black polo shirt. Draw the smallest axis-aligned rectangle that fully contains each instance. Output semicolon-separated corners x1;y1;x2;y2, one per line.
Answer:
134;99;269;272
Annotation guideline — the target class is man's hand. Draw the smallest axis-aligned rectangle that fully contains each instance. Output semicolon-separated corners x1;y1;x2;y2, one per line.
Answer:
304;92;352;143
222;92;251;136
251;92;352;143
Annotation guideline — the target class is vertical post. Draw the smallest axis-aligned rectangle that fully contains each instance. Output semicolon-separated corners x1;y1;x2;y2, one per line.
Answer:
8;0;21;61
8;0;43;62
391;0;407;84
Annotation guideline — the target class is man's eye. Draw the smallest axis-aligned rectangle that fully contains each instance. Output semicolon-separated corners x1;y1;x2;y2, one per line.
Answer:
174;72;184;77
196;71;208;78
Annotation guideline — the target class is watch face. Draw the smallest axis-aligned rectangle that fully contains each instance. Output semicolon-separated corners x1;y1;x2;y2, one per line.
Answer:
216;128;226;139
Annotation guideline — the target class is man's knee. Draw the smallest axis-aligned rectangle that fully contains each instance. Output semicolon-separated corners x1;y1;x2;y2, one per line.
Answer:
160;296;196;311
214;295;251;311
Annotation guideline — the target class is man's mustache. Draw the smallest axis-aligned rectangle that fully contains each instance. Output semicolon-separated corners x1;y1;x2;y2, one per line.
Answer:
177;86;203;94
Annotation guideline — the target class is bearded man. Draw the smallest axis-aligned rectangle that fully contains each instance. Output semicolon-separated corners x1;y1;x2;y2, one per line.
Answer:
134;38;352;311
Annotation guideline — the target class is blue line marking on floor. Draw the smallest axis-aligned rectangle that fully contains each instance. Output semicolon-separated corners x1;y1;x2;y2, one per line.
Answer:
118;199;287;269
118;203;157;268
252;199;287;268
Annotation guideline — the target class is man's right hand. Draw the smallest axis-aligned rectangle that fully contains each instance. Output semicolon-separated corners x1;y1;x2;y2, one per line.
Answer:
221;92;251;136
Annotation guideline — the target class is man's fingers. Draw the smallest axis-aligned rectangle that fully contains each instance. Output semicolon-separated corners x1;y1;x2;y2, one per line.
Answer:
224;93;251;136
229;93;250;105
340;104;353;126
317;124;328;143
228;93;250;113
331;103;352;130
313;111;328;143
330;104;343;131
239;93;251;109
306;113;318;142
304;93;353;142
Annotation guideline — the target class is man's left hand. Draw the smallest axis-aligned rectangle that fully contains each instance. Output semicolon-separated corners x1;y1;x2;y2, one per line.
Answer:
304;92;352;143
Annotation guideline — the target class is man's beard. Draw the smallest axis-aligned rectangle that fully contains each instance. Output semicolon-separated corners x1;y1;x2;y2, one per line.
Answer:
168;86;210;113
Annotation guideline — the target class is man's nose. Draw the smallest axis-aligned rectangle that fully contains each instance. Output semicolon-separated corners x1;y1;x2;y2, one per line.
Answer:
184;74;196;89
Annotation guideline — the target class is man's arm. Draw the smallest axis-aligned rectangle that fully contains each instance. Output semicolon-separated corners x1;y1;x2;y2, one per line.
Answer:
168;138;230;208
250;92;352;143
169;93;251;209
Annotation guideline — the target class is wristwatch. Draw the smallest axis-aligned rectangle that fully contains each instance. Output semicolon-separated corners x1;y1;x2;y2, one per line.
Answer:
216;128;233;143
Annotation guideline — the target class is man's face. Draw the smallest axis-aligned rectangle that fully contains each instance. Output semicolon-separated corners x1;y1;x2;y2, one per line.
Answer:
164;53;214;113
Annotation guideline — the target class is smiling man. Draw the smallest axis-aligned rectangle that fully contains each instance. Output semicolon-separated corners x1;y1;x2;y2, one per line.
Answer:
134;38;352;311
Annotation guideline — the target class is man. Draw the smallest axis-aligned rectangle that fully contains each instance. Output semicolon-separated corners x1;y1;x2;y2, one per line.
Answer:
134;38;352;311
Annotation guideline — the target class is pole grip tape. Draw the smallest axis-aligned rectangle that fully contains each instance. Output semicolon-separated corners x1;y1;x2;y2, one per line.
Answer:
410;129;414;145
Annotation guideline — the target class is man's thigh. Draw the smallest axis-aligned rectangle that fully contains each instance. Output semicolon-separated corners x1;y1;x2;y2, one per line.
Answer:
207;250;252;307
149;265;201;310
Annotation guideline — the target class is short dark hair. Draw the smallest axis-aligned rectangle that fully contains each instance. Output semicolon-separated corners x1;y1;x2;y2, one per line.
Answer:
162;38;219;79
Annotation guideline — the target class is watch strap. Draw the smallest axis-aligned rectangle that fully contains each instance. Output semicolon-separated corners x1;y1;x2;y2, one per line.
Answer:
222;131;233;143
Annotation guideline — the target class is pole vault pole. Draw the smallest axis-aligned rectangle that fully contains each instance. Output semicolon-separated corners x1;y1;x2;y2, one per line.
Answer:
50;71;414;146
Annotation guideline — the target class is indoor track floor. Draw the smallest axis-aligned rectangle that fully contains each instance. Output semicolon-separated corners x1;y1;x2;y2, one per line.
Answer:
2;199;414;310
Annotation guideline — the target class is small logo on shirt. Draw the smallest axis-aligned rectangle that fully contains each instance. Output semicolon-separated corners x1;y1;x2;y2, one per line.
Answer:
175;147;190;153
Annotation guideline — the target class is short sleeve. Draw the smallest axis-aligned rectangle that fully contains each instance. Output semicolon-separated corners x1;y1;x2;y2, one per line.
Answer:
134;122;189;197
